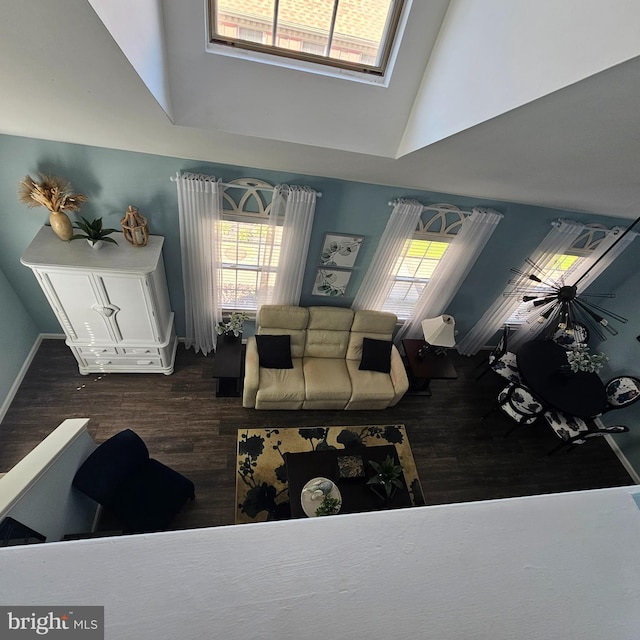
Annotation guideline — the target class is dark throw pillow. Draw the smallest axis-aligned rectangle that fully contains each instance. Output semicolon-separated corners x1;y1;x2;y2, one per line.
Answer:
255;334;293;369
359;338;392;373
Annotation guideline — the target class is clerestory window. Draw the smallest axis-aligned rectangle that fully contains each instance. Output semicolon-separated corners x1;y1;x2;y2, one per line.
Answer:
209;0;405;77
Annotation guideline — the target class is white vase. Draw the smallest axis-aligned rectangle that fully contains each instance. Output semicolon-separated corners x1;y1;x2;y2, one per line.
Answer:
88;239;104;250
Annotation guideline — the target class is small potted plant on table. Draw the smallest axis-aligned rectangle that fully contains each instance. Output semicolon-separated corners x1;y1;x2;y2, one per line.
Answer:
315;494;341;516
367;454;404;504
216;312;249;343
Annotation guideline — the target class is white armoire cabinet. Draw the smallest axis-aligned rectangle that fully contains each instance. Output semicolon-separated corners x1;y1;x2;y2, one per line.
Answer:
21;227;177;375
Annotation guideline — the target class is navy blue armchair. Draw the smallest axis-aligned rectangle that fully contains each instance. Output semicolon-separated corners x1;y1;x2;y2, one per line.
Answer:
72;429;195;534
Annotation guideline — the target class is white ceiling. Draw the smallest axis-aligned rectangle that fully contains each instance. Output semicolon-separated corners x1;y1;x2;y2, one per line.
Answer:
2;0;640;219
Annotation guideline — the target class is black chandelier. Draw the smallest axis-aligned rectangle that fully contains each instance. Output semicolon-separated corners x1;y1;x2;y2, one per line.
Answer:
507;215;640;341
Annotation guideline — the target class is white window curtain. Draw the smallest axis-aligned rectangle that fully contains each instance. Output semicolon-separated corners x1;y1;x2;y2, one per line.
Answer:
257;185;317;308
351;199;424;311
175;171;223;356
508;225;638;350
395;207;503;343
456;219;586;356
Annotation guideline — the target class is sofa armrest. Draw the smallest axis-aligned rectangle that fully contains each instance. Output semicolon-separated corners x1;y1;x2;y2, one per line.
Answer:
242;337;259;408
389;345;409;406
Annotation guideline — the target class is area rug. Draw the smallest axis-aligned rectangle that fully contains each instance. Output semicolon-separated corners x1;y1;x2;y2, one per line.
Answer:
235;424;425;524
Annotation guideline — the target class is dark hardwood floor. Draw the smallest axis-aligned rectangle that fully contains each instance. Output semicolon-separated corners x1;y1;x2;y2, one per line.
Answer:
0;339;634;531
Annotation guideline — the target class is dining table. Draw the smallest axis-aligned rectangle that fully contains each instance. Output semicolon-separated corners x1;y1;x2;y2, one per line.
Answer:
516;339;608;418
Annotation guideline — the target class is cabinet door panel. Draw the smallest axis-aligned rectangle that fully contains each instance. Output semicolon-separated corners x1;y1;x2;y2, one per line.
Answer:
45;272;114;343
99;275;157;342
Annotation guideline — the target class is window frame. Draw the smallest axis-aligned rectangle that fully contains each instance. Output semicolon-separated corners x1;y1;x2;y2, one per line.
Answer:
218;209;283;316
379;204;468;321
208;0;406;78
216;178;280;317
381;229;453;321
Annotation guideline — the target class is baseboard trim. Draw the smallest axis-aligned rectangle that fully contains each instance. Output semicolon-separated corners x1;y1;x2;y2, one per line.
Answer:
591;417;640;485
0;334;59;424
604;434;640;485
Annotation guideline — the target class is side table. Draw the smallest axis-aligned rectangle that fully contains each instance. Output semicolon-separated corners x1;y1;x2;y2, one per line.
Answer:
211;339;244;397
402;338;458;395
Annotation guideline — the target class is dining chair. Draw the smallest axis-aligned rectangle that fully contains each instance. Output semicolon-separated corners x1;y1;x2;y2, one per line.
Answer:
602;376;640;413
475;325;522;384
543;409;629;455
482;382;545;436
552;322;589;349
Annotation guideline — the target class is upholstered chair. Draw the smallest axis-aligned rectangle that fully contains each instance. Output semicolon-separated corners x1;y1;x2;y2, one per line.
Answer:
476;325;523;384
602;376;640;413
544;409;629;455
552;322;589;349
72;429;195;534
482;382;545;437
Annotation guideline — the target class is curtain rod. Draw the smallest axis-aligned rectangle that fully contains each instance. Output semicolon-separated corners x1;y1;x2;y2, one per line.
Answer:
170;175;321;197
387;200;472;215
220;182;322;197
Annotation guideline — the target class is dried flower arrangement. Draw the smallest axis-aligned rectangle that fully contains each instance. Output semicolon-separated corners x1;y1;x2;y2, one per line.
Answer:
18;174;87;241
18;174;87;213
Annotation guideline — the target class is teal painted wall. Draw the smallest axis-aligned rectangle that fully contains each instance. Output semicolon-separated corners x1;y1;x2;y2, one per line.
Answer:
1;133;632;337
585;244;640;474
0;266;38;414
0;132;638;465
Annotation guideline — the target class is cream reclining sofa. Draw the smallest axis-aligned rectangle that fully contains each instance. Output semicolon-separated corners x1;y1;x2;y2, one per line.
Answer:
243;305;409;410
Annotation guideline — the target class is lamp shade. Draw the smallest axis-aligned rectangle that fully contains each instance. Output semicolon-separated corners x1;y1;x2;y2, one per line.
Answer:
421;315;456;348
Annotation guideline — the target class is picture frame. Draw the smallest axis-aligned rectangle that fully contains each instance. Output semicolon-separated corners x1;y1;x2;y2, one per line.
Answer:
319;233;364;268
312;268;352;297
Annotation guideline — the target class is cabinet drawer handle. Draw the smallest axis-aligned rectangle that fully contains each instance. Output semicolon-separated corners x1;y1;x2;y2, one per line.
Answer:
136;360;154;365
95;360;112;365
91;304;120;318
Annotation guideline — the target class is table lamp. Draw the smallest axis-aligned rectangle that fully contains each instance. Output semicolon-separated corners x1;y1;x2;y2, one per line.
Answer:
418;315;456;358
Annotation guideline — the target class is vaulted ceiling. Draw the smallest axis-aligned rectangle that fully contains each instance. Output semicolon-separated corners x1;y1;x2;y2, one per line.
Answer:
2;0;640;219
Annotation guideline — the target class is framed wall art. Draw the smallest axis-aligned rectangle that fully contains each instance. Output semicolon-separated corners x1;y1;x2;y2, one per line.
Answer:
312;268;352;297
319;233;364;268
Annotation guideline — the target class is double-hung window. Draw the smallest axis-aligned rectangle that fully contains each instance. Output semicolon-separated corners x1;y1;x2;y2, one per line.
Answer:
381;233;451;320
218;181;282;312
219;216;283;312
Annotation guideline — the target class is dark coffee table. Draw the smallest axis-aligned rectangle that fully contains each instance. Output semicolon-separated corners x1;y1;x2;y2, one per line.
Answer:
285;445;412;518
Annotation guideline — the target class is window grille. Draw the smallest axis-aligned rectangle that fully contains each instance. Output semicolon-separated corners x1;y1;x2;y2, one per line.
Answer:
209;0;405;77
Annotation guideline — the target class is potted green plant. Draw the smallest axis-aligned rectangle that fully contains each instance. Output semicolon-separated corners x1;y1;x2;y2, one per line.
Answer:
566;344;609;373
367;454;404;501
315;494;341;517
215;311;249;342
71;216;119;249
